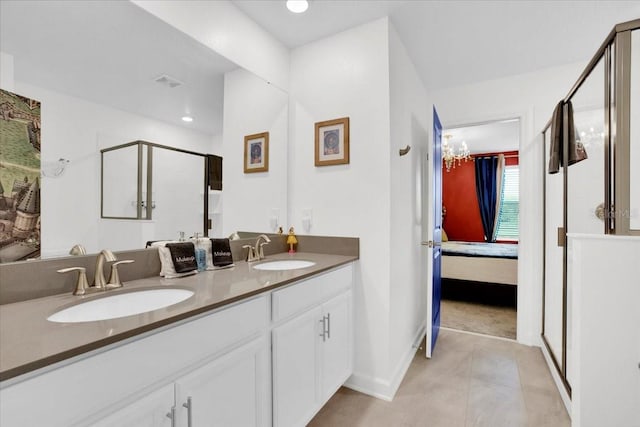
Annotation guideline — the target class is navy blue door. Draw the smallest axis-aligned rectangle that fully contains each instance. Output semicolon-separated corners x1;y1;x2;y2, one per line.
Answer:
431;107;443;353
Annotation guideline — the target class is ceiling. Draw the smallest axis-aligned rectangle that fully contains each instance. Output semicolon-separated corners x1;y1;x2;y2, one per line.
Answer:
0;1;238;135
1;1;637;134
234;0;640;90
444;119;520;154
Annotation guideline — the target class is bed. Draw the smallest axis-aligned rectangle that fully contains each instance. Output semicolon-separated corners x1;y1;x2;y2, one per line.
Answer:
441;241;518;285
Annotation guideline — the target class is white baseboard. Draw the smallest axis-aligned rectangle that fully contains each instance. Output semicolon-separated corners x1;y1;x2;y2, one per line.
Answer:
344;321;426;401
539;336;572;414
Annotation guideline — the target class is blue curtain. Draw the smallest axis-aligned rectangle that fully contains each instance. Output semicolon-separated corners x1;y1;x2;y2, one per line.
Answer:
475;157;498;242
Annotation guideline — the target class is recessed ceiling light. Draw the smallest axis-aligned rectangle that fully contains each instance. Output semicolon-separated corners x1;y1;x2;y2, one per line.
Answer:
286;0;308;13
182;116;193;123
154;74;183;88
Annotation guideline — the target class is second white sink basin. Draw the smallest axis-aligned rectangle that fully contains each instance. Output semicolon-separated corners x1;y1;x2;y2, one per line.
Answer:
253;260;316;271
47;289;194;323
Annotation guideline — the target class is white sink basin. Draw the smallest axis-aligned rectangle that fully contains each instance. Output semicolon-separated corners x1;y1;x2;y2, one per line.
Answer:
47;289;194;323
253;260;316;271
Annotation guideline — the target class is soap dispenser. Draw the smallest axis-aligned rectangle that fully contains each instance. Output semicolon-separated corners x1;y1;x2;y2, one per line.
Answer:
191;232;207;272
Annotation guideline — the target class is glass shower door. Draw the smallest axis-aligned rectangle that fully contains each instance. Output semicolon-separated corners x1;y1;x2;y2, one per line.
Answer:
543;54;608;394
565;57;607;386
542;129;565;377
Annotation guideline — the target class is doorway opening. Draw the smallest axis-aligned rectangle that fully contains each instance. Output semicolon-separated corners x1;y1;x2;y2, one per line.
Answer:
439;118;520;340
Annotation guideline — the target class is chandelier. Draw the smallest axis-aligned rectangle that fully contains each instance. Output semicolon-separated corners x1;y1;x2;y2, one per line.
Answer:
442;134;472;172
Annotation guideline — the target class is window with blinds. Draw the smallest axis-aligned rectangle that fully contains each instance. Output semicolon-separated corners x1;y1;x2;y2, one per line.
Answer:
495;166;519;240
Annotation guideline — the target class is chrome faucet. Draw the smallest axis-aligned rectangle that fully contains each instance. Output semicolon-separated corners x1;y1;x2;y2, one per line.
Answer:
68;244;86;256
57;267;89;296
242;245;259;262
106;259;135;289
254;234;271;260
93;249;117;289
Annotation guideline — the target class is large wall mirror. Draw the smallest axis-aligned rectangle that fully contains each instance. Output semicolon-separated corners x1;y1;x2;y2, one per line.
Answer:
0;0;288;262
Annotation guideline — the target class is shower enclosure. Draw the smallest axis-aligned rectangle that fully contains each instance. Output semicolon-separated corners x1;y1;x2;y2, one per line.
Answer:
541;19;640;397
101;140;222;246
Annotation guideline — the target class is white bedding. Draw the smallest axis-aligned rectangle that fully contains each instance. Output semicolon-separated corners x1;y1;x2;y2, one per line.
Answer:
441;253;518;285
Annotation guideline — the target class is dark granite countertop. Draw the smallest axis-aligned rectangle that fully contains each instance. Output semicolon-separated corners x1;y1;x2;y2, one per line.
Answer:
0;252;357;382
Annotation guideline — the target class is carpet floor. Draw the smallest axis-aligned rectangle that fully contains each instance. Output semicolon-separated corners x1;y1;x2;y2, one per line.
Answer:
441;299;517;340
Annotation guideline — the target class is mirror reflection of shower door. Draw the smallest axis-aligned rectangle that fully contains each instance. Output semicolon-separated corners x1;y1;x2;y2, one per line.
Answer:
152;147;206;241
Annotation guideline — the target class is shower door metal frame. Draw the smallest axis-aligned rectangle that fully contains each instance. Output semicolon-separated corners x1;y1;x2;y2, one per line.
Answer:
540;18;640;398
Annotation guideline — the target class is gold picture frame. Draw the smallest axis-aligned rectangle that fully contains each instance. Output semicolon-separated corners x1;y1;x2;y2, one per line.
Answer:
315;117;349;166
244;132;269;173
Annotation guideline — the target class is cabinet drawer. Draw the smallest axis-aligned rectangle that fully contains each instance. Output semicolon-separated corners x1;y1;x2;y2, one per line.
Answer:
272;264;352;322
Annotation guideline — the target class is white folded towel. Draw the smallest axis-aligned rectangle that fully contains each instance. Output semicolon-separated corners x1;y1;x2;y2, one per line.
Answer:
150;237;221;278
157;246;197;279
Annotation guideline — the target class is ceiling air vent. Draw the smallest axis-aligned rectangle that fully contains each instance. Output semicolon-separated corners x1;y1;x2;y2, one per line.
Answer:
154;74;184;88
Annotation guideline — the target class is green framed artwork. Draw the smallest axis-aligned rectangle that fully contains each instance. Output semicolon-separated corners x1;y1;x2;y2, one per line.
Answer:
0;88;41;262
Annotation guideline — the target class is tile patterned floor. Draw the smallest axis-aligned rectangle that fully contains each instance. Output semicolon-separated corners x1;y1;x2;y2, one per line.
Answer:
309;329;570;427
441;299;517;339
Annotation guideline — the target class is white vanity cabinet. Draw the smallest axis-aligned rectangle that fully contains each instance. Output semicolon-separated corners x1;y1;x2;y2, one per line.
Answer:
92;337;268;427
0;262;355;427
173;336;268;427
0;295;269;427
272;306;323;427
319;291;352;403
272;265;353;427
90;384;176;427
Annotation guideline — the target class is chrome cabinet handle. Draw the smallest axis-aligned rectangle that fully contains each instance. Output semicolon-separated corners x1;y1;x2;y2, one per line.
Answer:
166;406;176;427
183;396;193;427
319;314;330;341
326;313;331;339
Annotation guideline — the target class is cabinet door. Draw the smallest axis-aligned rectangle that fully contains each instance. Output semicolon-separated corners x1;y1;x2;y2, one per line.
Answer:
90;384;175;427
174;337;268;427
272;306;322;427
320;291;352;403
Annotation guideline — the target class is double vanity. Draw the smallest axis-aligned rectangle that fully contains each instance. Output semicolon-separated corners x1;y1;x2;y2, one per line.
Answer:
0;237;358;427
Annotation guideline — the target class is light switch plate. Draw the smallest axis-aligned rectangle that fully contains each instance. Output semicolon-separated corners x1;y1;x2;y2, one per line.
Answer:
302;208;312;232
270;208;279;231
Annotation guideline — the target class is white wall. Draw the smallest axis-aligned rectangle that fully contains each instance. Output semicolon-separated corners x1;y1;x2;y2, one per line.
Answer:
222;68;288;235
0;52;14;91
12;81;217;257
132;0;289;91
288;18;395;398
432;61;587;346
569;234;640;427
388;24;429;389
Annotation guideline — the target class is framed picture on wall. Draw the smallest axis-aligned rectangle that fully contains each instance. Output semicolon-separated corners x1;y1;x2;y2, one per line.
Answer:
315;117;349;166
244;132;269;173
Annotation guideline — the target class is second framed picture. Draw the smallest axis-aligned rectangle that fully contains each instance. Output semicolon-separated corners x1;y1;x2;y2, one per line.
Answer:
315;117;349;166
244;132;269;173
